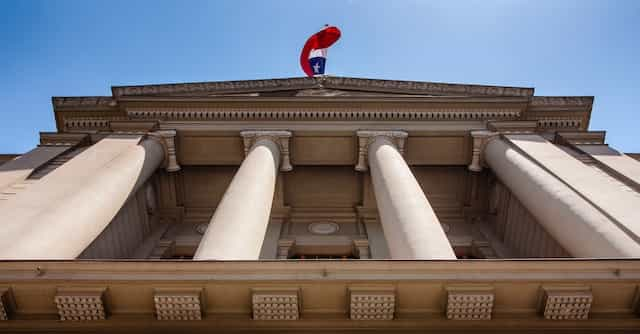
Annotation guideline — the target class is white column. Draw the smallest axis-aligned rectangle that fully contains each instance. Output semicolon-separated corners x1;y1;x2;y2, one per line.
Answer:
484;137;640;257
194;131;291;260
357;131;456;260
0;135;166;259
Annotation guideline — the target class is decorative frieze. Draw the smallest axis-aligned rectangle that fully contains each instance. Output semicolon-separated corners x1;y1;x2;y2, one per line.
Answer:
537;119;582;129
349;287;395;320
241;130;293;172
468;130;499;172
54;287;107;321
446;286;494;320
127;107;522;123
355;130;408;172
0;287;15;321
112;76;533;98
153;288;203;321
539;286;592;320
149;129;181;172
251;288;300;320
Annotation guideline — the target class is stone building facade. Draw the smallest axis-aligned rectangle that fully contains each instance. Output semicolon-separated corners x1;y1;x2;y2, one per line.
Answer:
0;76;639;332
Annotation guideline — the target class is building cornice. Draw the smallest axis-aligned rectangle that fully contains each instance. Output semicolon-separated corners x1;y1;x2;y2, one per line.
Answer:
110;76;535;98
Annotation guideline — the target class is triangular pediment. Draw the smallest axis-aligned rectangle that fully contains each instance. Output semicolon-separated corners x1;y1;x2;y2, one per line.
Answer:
111;76;534;99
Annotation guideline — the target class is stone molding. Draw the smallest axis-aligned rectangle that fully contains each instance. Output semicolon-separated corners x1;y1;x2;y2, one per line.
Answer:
153;288;203;321
487;121;538;134
251;288;300;320
111;76;534;98
39;133;90;147
126;107;522;122
554;131;606;146
348;286;396;320
445;285;495;320
277;239;295;259
352;239;371;259
355;130;408;172
52;96;116;109
529;96;594;108
468;130;499;172
241;130;292;172
0;287;15;321
539;286;592;320
149;130;181;172
54;287;107;321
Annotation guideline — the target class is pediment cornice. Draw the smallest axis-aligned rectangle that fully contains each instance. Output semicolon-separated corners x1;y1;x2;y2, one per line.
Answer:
110;76;535;98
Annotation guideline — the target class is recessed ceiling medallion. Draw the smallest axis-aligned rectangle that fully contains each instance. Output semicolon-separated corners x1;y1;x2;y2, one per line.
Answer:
308;222;340;235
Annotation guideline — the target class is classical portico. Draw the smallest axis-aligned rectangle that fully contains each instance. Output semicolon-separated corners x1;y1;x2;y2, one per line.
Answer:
1;76;640;332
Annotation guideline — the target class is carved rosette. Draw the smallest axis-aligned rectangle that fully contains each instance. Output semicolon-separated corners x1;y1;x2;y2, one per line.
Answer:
149;129;181;172
349;287;396;320
54;288;107;321
445;286;494;320
468;130;499;172
540;286;593;320
355;130;408;172
153;288;203;321
240;130;293;172
251;288;300;320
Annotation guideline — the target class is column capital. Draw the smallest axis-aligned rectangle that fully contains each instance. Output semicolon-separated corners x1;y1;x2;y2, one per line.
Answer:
240;130;293;172
355;130;408;172
148;129;181;172
468;130;499;172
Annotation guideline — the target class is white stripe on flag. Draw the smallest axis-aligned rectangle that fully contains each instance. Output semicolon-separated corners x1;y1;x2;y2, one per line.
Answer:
308;48;328;59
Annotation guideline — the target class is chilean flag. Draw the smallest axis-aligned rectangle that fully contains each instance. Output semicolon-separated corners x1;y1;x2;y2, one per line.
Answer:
300;25;341;77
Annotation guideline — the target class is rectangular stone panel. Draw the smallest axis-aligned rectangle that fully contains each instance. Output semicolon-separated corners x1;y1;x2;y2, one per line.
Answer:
54;287;106;321
178;135;243;165
540;286;592;320
446;285;494;320
349;286;395;320
251;288;299;320
291;136;356;165
154;288;203;321
405;136;469;165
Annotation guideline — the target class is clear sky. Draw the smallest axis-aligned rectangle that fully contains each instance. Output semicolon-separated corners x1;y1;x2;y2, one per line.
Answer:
1;0;638;153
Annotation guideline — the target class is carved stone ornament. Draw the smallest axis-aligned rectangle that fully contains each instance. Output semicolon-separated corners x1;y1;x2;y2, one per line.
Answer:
195;223;208;235
355;130;408;172
154;288;203;321
468;130;499;172
446;285;494;320
240;130;293;172
0;287;16;321
149;129;181;172
251;288;300;320
349;286;396;320
539;286;592;320
308;222;340;235
54;287;107;321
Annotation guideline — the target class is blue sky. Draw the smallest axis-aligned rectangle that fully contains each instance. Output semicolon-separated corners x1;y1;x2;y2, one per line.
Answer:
1;0;638;153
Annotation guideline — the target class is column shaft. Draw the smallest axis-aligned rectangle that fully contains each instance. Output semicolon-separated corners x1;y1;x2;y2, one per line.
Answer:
484;138;640;257
0;136;164;259
368;137;456;259
194;139;280;260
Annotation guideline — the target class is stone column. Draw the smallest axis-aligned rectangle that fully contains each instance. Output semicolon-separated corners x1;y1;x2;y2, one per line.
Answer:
0;134;167;259
484;137;640;257
356;131;456;260
194;131;292;260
